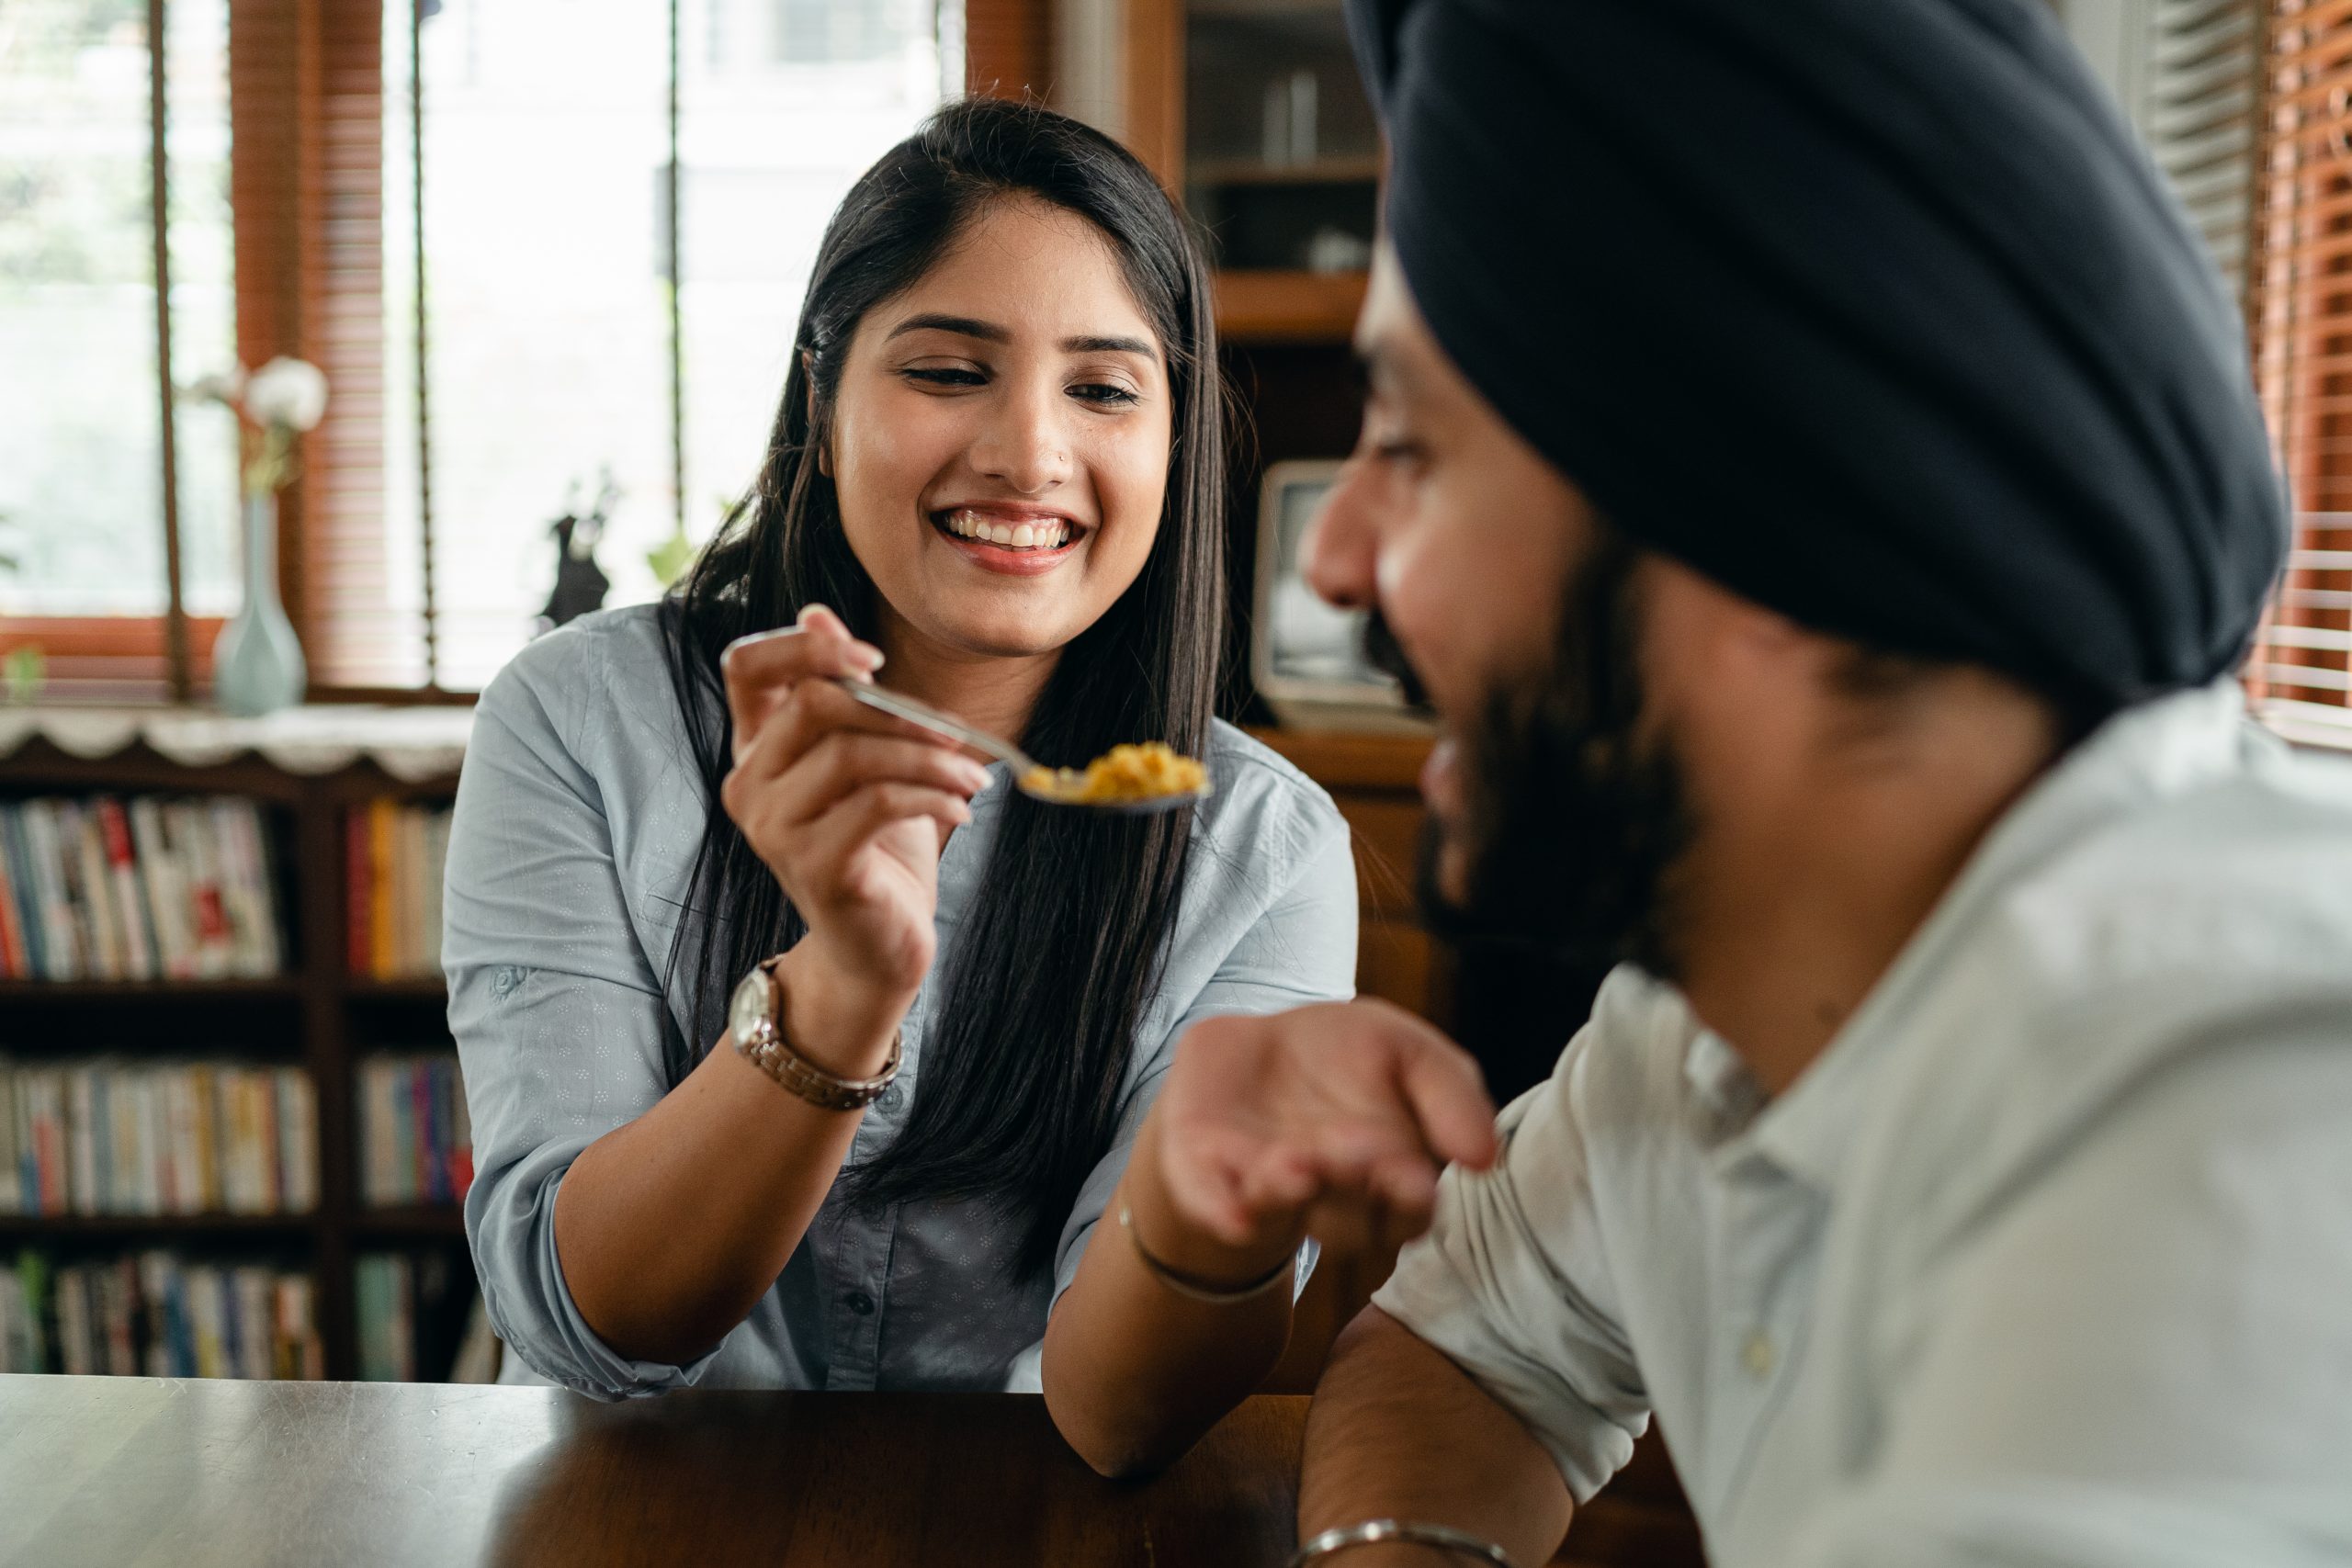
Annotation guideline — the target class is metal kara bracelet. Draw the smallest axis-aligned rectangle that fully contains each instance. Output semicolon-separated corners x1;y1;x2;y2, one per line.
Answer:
1286;1519;1521;1567
1116;1204;1293;1304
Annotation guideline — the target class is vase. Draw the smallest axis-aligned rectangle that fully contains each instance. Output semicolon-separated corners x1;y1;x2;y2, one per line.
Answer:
212;491;308;716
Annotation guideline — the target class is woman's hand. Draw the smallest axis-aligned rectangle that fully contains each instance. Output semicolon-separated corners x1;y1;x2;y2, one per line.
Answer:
720;605;991;1052
1148;1001;1500;1264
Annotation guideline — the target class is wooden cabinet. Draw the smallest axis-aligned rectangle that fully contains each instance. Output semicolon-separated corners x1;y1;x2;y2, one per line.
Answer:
1053;0;1376;344
1245;727;1448;1025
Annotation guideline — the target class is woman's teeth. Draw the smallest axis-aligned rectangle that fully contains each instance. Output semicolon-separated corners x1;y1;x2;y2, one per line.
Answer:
940;508;1073;550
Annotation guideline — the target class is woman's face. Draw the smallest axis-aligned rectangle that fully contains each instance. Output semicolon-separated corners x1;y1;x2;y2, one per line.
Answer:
825;196;1175;662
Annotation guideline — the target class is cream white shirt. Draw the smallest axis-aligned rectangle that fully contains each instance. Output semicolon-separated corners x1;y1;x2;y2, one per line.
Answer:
1375;682;2352;1567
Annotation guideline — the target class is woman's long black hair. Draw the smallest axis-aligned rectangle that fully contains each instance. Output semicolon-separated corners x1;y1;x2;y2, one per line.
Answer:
660;97;1227;1276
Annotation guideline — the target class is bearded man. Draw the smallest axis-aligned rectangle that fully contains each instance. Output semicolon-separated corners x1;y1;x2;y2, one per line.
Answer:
1119;1;2352;1562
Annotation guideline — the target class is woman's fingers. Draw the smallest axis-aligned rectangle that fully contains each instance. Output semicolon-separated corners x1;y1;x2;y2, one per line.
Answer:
1154;1002;1499;1251
1231;1124;1446;1247
720;604;885;764
1365;1150;1442;1229
727;679;961;807
793;783;973;881
1238;1144;1319;1216
758;731;989;832
1326;999;1498;1170
1393;1031;1501;1171
1158;1126;1265;1248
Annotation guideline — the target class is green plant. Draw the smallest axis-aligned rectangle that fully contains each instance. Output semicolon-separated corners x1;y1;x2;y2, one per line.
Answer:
4;646;45;704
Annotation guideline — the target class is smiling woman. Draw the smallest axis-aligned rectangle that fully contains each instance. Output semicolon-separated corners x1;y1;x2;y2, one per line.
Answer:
440;98;1360;1476
828;207;1175;649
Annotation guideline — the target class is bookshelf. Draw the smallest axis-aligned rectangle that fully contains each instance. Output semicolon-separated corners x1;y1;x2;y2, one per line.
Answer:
0;731;468;1382
0;718;1456;1391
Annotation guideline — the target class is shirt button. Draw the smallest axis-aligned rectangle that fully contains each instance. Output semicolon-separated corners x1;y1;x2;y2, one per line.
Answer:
844;1290;876;1317
876;1086;903;1112
1741;1329;1776;1379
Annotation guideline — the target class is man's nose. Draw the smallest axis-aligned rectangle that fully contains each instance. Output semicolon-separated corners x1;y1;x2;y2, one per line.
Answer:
1301;457;1381;611
971;378;1072;495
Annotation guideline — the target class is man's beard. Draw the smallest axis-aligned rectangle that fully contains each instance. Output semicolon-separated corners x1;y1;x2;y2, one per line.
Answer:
1372;536;1696;981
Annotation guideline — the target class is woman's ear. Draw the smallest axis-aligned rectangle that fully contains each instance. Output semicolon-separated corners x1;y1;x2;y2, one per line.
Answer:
805;353;832;479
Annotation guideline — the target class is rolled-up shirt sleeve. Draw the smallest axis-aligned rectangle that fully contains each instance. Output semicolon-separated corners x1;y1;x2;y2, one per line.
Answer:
1005;807;1359;1392
444;653;718;1400
1373;1026;1651;1503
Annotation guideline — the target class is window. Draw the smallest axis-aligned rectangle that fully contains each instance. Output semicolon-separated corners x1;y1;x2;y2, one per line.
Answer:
345;0;951;692
0;0;238;694
2245;0;2352;744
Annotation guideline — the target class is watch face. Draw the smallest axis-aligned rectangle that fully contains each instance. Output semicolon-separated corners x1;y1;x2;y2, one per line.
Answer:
729;966;773;1047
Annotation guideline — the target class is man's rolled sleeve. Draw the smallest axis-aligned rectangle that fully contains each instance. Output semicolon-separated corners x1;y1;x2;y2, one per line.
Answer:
1373;1032;1650;1503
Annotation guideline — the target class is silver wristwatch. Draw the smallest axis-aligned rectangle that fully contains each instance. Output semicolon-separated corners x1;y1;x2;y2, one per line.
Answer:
728;956;902;1112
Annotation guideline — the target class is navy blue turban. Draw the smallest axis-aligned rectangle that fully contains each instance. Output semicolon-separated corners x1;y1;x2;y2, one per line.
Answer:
1346;0;2288;716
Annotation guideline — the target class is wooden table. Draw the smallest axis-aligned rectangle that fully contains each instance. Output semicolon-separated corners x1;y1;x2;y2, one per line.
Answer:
0;1376;1307;1567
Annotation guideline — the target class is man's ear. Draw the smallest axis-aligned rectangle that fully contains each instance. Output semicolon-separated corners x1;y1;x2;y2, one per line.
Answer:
806;352;832;479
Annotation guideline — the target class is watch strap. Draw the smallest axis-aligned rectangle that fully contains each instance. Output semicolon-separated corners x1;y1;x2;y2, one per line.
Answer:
733;958;902;1111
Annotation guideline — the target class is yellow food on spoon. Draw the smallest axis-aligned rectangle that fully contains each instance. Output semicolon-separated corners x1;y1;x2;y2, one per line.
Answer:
1023;742;1209;804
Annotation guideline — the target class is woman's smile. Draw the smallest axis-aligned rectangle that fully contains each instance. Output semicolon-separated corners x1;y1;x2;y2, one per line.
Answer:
929;502;1089;578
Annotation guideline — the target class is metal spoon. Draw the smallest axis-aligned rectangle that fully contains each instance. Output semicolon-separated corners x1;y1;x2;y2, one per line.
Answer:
832;679;1211;814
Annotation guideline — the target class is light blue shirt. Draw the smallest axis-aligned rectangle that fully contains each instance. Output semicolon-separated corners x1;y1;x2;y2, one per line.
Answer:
1376;682;2352;1567
445;604;1357;1399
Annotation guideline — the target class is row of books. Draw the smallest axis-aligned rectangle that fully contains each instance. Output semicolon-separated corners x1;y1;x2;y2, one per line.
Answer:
347;802;452;981
0;1061;319;1217
0;1249;322;1379
356;1250;497;1382
357;1053;474;1208
0;796;285;981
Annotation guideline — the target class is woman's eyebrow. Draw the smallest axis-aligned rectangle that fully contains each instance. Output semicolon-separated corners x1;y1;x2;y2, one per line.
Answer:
888;312;1009;343
885;312;1156;362
1062;333;1157;359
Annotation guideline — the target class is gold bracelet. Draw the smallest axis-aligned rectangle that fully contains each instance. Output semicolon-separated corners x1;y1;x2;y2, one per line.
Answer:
1117;1203;1294;1304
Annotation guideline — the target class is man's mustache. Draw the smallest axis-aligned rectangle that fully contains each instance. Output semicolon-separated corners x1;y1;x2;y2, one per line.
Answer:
1363;606;1432;710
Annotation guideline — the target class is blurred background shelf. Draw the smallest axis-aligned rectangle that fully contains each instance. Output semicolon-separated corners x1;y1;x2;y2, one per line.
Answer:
0;976;307;1003
1;738;466;1382
1188;154;1381;186
342;976;448;1001
0;1213;317;1239
350;1206;467;1240
1215;270;1369;344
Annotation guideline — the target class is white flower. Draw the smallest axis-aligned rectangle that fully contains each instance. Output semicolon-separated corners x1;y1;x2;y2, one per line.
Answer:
243;357;329;432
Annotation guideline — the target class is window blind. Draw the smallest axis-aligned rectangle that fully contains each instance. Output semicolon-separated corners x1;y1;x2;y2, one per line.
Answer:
2148;0;2264;299
2247;0;2352;740
220;0;392;693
